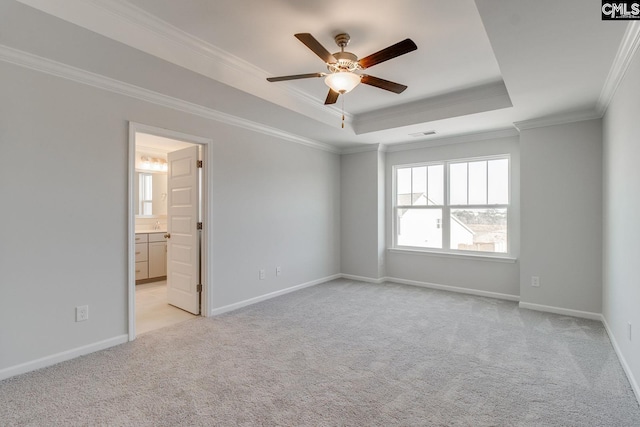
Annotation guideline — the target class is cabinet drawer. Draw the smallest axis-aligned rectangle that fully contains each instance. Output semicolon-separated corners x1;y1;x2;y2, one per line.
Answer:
135;242;148;262
134;233;148;243
148;232;167;242
135;261;149;280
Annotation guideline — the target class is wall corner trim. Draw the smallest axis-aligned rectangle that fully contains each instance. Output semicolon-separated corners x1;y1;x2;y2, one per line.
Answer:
602;315;640;405
0;334;128;382
518;301;601;320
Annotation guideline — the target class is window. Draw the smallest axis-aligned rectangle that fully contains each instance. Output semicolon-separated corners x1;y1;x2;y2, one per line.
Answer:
394;156;510;255
139;173;153;216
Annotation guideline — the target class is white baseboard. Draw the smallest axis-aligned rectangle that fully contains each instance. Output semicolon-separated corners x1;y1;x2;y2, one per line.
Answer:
601;315;640;405
518;302;602;320
209;274;341;316
0;334;128;381
384;276;520;302
341;274;385;284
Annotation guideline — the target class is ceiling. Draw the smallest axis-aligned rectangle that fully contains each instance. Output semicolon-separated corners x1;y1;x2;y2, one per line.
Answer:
136;133;194;154
16;0;628;149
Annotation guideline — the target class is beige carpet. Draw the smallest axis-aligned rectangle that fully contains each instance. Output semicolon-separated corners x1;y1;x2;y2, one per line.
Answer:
1;279;639;426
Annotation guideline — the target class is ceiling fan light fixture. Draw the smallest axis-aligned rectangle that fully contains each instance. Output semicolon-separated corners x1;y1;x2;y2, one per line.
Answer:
324;71;361;94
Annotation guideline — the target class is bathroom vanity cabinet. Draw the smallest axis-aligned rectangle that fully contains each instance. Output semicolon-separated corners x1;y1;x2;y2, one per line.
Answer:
135;232;167;282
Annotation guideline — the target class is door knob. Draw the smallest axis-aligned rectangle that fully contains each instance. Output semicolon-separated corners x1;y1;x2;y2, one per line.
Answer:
164;233;171;239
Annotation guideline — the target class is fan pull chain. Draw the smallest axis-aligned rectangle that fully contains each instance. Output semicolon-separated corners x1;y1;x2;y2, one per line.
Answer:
341;96;345;129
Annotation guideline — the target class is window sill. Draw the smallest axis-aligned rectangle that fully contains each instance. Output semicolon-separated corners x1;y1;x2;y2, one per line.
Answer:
387;248;518;263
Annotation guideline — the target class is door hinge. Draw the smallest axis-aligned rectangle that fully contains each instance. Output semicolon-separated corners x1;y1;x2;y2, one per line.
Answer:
197;160;203;168
197;284;203;293
197;222;203;230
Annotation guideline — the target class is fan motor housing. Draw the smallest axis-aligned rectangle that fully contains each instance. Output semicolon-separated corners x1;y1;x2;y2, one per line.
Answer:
328;51;359;72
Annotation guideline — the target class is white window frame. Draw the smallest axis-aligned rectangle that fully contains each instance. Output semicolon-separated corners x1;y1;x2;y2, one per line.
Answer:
139;172;153;216
392;154;512;259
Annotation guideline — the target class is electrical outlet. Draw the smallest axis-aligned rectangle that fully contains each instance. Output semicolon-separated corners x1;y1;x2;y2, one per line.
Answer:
629;322;632;341
276;266;282;276
76;305;89;322
531;276;540;287
259;269;265;280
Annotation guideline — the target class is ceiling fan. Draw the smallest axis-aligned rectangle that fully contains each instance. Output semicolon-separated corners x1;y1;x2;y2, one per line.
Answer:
267;33;417;105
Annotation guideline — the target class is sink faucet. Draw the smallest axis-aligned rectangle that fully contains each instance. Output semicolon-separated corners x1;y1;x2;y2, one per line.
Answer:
154;221;160;230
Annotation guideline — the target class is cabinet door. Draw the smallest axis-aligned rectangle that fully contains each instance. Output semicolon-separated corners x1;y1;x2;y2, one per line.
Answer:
148;241;167;279
135;262;149;280
135;242;148;262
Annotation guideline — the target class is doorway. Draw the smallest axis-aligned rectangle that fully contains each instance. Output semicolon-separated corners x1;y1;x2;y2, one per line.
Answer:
128;122;212;340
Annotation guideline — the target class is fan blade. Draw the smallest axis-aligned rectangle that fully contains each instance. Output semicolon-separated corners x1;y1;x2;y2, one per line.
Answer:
361;75;408;94
358;38;417;69
267;73;324;82
295;33;337;64
324;89;340;105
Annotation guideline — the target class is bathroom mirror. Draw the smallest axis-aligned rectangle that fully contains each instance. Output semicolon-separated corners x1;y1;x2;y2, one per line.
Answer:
134;171;168;217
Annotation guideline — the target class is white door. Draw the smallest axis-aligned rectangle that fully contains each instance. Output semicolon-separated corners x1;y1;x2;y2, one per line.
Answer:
166;145;200;314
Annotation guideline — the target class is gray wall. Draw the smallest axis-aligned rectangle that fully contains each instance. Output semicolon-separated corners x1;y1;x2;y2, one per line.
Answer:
519;120;603;314
3;0;637;394
603;45;640;392
210;128;340;307
0;6;340;371
340;150;382;279
377;150;386;278
384;137;521;297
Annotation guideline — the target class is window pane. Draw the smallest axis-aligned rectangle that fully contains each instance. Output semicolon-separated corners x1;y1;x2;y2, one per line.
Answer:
397;208;442;249
140;173;153;215
427;165;443;205
397;168;411;205
450;208;507;253
468;161;487;205
142;201;153;216
449;163;468;205
488;159;509;204
143;174;152;199
412;167;427;205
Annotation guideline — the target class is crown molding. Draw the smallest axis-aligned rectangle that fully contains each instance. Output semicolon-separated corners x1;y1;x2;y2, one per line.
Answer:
0;44;340;154
340;143;387;155
513;109;601;132
518;21;640;128
383;128;519;153
340;127;520;154
596;21;640;116
15;0;352;127
352;81;512;135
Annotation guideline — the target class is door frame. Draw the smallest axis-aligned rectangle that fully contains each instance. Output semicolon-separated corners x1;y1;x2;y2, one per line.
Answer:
127;122;213;341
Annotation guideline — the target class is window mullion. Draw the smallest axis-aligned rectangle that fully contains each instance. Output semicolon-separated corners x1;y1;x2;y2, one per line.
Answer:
466;162;470;205
410;167;413;206
443;162;450;251
485;160;489;205
425;166;429;205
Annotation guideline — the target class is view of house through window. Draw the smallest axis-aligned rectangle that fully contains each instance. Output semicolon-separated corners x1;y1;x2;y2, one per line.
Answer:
395;156;509;254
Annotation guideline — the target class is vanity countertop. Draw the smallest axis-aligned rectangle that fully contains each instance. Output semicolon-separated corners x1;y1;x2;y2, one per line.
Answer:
135;229;167;234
